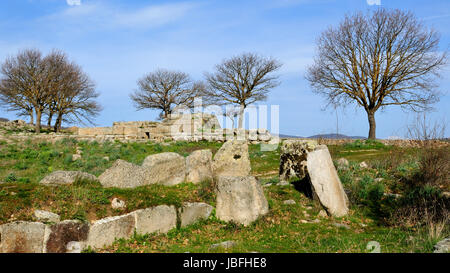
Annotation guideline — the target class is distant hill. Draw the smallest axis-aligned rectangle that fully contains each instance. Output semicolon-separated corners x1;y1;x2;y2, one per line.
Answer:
278;133;366;139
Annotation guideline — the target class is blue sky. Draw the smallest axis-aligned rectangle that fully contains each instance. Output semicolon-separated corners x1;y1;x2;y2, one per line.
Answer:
0;0;449;138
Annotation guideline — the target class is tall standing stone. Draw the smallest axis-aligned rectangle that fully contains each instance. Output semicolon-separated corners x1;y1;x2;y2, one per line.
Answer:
306;145;349;217
212;140;251;177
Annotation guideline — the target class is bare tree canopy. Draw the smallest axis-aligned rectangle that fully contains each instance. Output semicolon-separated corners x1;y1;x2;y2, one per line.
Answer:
130;69;203;119
306;8;447;139
0;48;101;133
44;50;101;132
204;52;282;128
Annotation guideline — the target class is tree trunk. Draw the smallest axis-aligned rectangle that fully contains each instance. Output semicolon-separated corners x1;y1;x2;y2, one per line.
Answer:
54;113;63;132
367;111;376;139
47;112;53;128
29;111;34;125
35;108;42;134
238;104;245;129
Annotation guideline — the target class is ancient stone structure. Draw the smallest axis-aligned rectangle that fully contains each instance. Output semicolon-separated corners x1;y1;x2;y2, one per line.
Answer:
212;140;251;177
216;176;269;226
279;140;349;217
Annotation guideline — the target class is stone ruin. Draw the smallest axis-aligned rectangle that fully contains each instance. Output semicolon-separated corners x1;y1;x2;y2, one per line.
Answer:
73;112;275;143
279;140;349;217
0;140;269;253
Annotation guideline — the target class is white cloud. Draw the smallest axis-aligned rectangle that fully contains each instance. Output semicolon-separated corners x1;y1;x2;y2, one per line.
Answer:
66;0;81;6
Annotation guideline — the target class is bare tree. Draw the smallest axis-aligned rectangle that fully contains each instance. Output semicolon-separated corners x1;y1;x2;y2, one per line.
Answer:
0;49;50;133
406;113;446;142
204;53;282;128
306;8;447;139
130;69;203;119
44;50;101;132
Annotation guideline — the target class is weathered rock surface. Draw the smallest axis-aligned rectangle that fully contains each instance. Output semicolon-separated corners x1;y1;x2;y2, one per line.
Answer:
433;237;450;253
142;152;186;186
133;205;177;235
216;176;268;226
0;221;48;253
178;202;213;227
99;159;149;188
209;240;236;250
45;220;89;253
212;140;251;177
86;213;135;249
40;171;97;186
34;210;60;223
336;158;349;170
186;150;213;183
111;198;126;209
283;200;296;205
279;140;318;183
306;145;349;217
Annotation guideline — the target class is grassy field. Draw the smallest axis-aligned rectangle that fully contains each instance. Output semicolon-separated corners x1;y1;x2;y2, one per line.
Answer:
0;137;448;253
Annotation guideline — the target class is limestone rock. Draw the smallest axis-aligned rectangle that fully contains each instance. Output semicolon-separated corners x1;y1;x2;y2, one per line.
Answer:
306;145;349;217
212;140;251;177
66;241;84;253
433;237;450;253
0;221;48;253
178;202;213;227
133;205;177;235
72;154;82;161
86;213;135;249
359;161;369;169
336;158;349;170
34;210;60;223
99;159;149;188
45;220;89;253
186;150;213;183
283;200;296;205
216;176;268;226
40;171;98;186
111;198;126;209
279;140;318;183
142;152;186;186
209;240;236;250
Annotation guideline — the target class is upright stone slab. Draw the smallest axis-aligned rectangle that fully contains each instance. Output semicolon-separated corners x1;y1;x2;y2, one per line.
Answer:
216;176;268;226
86;213;135;249
186;150;213;183
142;152;186;186
45;220;89;253
279;140;318;183
306;145;349;217
99;159;150;188
133;205;177;235
212;140;251;177
0;222;48;253
178;202;213;227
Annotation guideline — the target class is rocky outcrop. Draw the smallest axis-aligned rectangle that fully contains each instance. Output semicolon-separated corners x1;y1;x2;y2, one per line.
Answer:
142;152;186;186
99;159;150;188
186;150;213;183
216;176;268;226
212;140;251;177
178;202;213;227
40;171;98;186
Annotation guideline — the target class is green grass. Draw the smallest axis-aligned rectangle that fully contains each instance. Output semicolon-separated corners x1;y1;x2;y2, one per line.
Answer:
0;138;448;253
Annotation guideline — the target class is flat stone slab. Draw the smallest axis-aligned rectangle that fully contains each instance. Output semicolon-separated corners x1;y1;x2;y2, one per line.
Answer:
142;152;186;186
179;202;213;227
133;205;177;235
40;171;98;186
0;221;48;253
86;213;135;249
99;159;150;188
306;145;349;217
